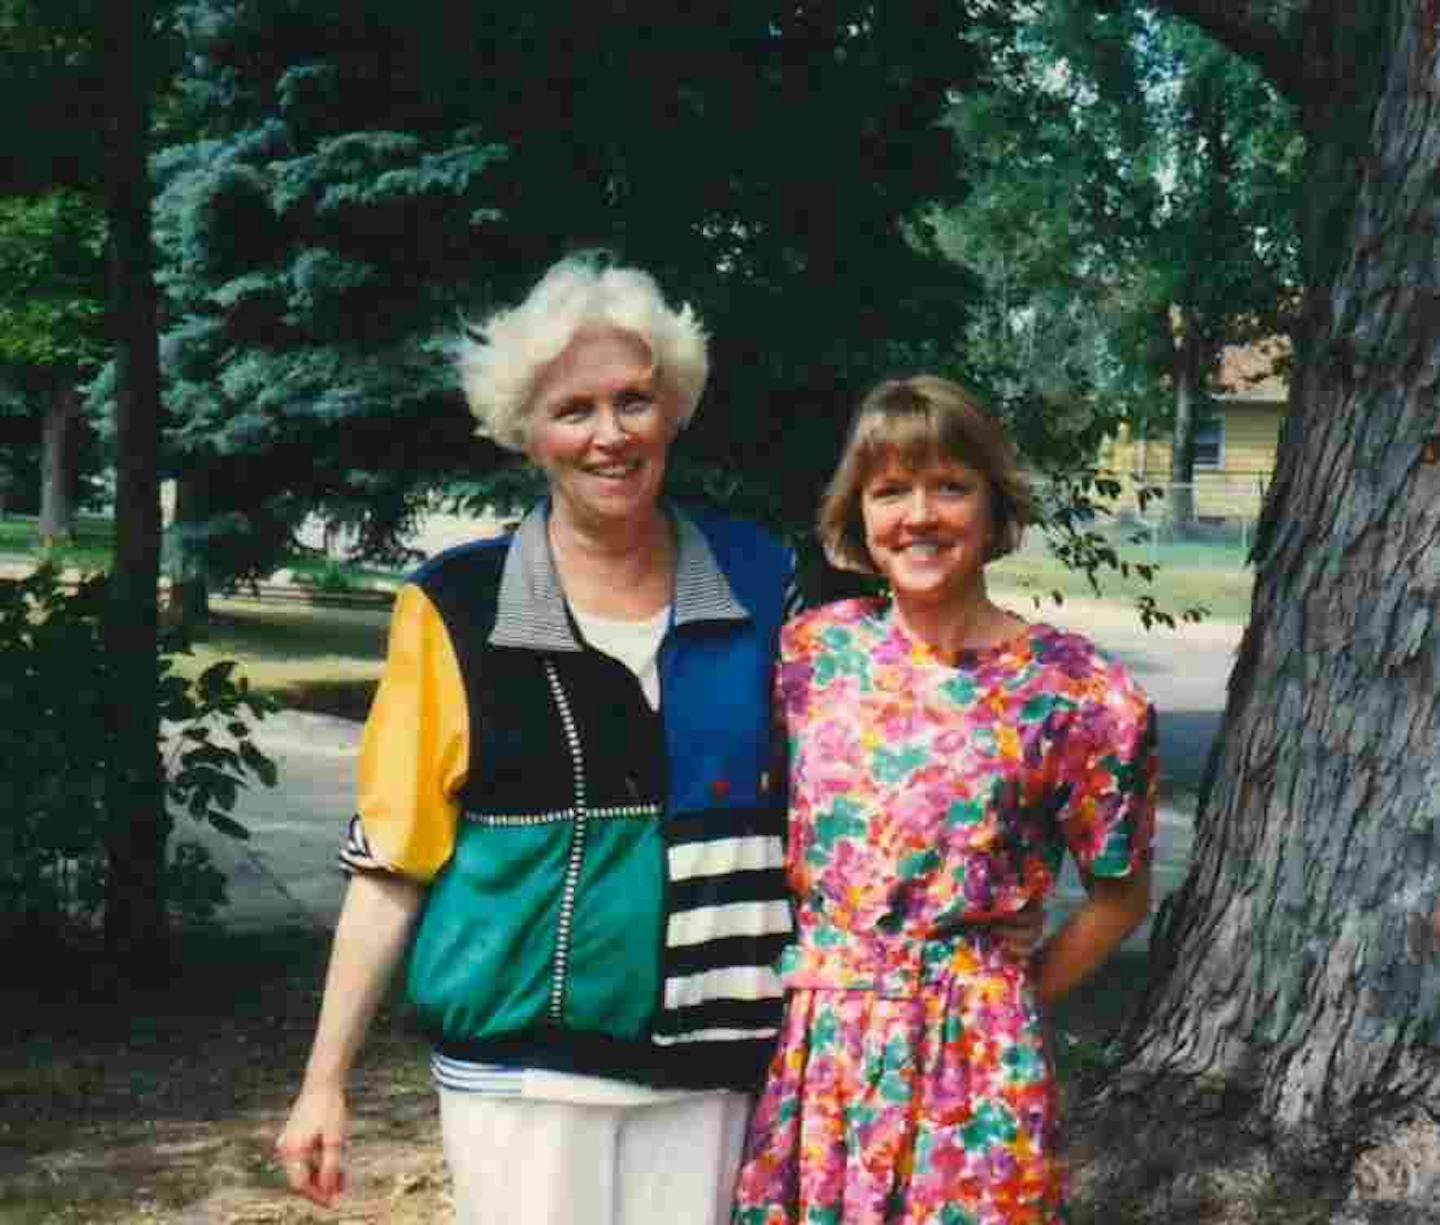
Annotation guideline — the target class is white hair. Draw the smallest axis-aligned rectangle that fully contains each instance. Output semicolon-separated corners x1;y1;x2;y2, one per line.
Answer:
456;257;709;453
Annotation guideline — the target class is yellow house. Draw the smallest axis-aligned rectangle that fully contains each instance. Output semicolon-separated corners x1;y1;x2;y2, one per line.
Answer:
1099;340;1288;522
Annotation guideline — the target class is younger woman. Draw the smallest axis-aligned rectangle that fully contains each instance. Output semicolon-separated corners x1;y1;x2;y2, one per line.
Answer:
733;375;1156;1224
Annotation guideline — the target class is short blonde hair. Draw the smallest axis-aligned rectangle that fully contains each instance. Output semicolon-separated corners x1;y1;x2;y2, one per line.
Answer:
456;256;708;452
818;375;1033;574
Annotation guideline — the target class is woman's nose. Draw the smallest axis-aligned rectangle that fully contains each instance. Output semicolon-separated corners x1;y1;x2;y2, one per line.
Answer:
902;490;935;523
593;406;629;444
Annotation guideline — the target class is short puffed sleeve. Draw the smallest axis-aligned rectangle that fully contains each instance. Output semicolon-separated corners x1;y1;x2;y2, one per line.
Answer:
339;584;469;883
1053;657;1157;880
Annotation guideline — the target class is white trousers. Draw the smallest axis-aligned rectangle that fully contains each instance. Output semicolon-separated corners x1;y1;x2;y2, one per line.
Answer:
438;1089;752;1225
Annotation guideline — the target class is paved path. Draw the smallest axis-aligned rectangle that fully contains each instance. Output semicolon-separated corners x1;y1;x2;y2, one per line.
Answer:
195;596;1242;946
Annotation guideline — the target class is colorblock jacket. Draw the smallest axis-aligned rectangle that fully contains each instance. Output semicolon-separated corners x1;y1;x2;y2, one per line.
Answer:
342;503;794;1090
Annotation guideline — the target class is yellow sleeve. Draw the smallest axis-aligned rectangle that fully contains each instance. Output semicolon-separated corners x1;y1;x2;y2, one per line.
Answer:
353;583;470;882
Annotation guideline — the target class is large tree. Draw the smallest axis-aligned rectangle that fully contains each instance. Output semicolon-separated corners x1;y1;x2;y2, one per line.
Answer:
0;5;115;539
100;0;169;977
1118;0;1440;1158
0;0;173;973
0;191;107;542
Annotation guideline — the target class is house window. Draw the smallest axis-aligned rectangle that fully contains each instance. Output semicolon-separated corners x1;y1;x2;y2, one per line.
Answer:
1192;417;1223;470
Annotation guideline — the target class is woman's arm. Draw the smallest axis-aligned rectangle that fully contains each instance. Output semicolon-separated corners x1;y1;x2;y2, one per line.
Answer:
275;871;425;1207
1032;868;1150;1009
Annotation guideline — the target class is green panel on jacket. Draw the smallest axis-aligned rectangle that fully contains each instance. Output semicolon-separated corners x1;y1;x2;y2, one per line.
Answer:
407;823;564;1038
563;818;665;1036
407;816;665;1041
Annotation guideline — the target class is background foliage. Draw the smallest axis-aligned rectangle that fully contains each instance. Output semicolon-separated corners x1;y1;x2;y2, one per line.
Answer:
0;567;276;940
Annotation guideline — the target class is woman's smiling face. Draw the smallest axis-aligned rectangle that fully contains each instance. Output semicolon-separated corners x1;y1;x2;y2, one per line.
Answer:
860;451;995;606
526;327;679;530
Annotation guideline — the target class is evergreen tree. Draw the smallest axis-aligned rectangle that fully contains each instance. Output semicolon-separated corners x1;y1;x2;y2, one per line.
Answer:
151;1;1015;581
149;0;512;610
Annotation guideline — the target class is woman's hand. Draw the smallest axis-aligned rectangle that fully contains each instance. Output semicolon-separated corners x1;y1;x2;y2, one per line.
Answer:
275;1084;348;1207
991;899;1046;962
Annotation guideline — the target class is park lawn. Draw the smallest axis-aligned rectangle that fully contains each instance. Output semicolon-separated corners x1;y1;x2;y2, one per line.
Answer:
172;598;389;721
0;518;396;591
0;514;114;572
990;549;1254;626
1;512;1255;628
173;574;1250;728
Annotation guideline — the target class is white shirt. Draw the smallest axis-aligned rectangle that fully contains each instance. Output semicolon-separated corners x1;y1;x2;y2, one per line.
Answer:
570;603;670;710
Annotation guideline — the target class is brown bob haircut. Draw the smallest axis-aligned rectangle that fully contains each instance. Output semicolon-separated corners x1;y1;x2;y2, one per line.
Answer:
818;375;1033;575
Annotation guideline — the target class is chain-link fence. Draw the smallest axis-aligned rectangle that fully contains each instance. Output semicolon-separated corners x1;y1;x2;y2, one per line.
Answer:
1042;473;1267;566
993;474;1263;623
1119;473;1268;562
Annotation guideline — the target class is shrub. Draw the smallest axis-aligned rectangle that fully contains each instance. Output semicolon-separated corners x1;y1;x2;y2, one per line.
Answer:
0;565;276;942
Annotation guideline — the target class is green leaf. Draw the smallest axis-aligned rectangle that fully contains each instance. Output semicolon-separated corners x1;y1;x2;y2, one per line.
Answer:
205;812;250;841
239;739;278;787
196;660;237;690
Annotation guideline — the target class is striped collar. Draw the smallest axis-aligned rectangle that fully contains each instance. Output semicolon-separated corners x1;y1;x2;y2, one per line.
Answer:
488;503;750;651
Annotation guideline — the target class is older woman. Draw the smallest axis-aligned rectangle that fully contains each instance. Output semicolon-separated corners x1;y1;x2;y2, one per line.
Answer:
733;376;1156;1224
275;258;795;1224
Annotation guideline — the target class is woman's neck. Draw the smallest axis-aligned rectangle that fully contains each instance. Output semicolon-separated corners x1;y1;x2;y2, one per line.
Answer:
548;506;675;619
892;578;1021;657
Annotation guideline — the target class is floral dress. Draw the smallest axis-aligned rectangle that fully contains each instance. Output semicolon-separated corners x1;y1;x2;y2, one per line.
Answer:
732;599;1157;1225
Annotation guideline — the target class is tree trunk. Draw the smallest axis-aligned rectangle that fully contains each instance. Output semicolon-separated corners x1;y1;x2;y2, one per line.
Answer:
166;468;211;637
101;0;168;982
1167;306;1206;534
1127;0;1440;1145
38;382;81;546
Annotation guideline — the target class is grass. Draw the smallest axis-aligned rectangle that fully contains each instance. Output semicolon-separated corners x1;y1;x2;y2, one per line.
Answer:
0;510;1254;718
991;534;1255;625
0;517;399;715
281;556;403;592
173;599;389;719
0;513;114;572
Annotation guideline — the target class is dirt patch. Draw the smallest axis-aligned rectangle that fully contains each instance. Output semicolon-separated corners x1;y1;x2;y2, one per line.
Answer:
1;929;449;1224
3;932;1424;1224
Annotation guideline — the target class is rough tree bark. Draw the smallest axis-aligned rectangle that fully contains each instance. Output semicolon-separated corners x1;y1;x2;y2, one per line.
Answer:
1128;0;1440;1146
101;0;168;980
